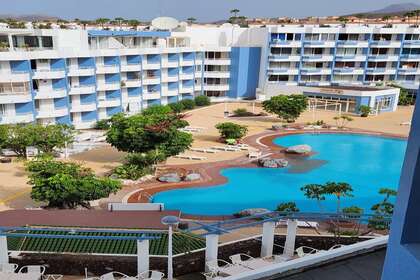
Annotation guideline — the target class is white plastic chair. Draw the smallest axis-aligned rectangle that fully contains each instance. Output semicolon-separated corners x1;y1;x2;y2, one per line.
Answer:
296;246;320;258
138;270;165;280
18;265;46;275
229;253;272;269
206;259;232;274
201;271;225;280
43;275;63;280
100;271;130;280
0;263;18;272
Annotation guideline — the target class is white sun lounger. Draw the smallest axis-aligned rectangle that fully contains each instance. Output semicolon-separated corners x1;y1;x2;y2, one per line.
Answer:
190;148;219;153
206;259;252;276
211;146;241;152
174;155;207;160
229;253;273;269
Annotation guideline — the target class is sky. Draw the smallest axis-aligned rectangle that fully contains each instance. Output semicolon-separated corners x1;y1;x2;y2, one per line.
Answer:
1;0;414;22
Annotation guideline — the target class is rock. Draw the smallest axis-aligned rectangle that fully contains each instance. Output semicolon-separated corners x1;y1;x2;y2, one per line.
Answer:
237;208;270;217
285;144;312;154
258;158;288;168
272;124;283;131
158;173;181;183
184;173;202;181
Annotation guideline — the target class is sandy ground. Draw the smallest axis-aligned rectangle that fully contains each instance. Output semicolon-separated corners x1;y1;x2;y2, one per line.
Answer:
0;102;414;210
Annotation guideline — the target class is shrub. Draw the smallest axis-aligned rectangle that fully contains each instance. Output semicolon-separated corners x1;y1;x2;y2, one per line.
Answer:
194;95;211;106
358;105;371;117
142;105;172;116
95;119;111;130
180;99;196;110
168;102;184;113
215;122;248;140
233;108;254;117
112;164;151;180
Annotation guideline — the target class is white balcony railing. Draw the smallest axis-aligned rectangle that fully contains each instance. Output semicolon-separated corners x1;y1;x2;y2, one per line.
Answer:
35;88;67;99
0;113;34;124
69;85;96;95
32;69;66;80
36;107;69;118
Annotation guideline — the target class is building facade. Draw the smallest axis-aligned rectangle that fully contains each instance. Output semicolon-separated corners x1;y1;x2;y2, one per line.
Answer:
0;24;418;128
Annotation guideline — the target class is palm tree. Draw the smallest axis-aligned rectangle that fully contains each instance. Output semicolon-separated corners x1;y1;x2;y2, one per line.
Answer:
324;182;353;213
338;16;349;26
301;184;326;212
230;9;240;18
187;17;197;25
114;17;125;30
95;18;110;29
127;19;140;30
405;11;414;25
382;15;391;24
378;188;397;201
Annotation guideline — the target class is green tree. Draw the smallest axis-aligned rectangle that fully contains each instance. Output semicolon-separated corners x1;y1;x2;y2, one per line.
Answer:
106;110;193;158
34;124;75;155
276;202;300;213
338;16;349;26
262;95;308;122
369;187;397;230
27;157;121;208
215;122;248;140
358;105;371;117
2;124;39;157
324;182;353;213
301;184;326;211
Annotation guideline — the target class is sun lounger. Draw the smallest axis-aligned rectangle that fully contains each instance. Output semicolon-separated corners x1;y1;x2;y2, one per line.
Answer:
229;253;273;269
296;246;322;258
202;271;225;280
138;270;164;280
18;265;46;275
190;148;219;153
248;151;262;159
211;146;241;152
100;271;131;280
174;155;207;160
206;259;252;276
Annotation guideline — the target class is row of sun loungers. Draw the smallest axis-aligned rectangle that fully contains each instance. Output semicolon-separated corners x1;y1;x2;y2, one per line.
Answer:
190;148;220;153
204;244;346;279
0;263;57;280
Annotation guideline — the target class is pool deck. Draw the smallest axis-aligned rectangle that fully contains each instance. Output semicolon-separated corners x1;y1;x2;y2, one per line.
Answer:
126;127;407;220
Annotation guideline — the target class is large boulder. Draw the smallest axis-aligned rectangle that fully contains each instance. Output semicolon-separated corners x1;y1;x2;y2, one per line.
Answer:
158;173;181;183
285;144;312;154
258;158;288;168
184;173;202;182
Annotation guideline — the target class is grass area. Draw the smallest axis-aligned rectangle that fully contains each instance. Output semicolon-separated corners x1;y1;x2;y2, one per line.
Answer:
7;230;205;256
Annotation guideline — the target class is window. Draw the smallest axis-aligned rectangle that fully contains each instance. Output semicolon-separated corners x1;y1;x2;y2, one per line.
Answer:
0;104;5;115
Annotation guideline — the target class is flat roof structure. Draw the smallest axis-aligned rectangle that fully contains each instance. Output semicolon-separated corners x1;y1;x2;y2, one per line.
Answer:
0;209;181;230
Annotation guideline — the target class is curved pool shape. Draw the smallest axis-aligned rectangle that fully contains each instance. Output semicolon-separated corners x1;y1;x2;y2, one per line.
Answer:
152;133;407;215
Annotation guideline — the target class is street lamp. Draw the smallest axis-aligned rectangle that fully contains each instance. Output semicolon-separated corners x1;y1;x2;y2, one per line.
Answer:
161;215;180;280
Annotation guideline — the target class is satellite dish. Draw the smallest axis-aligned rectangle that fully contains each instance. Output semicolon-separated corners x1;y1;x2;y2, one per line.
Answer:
151;17;179;31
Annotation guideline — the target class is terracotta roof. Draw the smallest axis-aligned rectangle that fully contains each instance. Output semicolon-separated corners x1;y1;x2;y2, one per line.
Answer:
0;209;181;230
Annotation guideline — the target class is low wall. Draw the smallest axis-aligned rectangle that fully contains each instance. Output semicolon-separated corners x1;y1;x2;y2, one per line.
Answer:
9;235;370;277
107;203;164;211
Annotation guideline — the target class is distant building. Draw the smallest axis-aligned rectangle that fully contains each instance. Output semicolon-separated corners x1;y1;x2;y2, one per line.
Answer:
0;23;418;128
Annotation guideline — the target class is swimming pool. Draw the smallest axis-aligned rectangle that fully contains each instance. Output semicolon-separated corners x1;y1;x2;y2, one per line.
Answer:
152;133;407;215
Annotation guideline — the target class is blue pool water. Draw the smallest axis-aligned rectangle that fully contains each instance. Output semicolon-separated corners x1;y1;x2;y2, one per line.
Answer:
152;134;407;215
